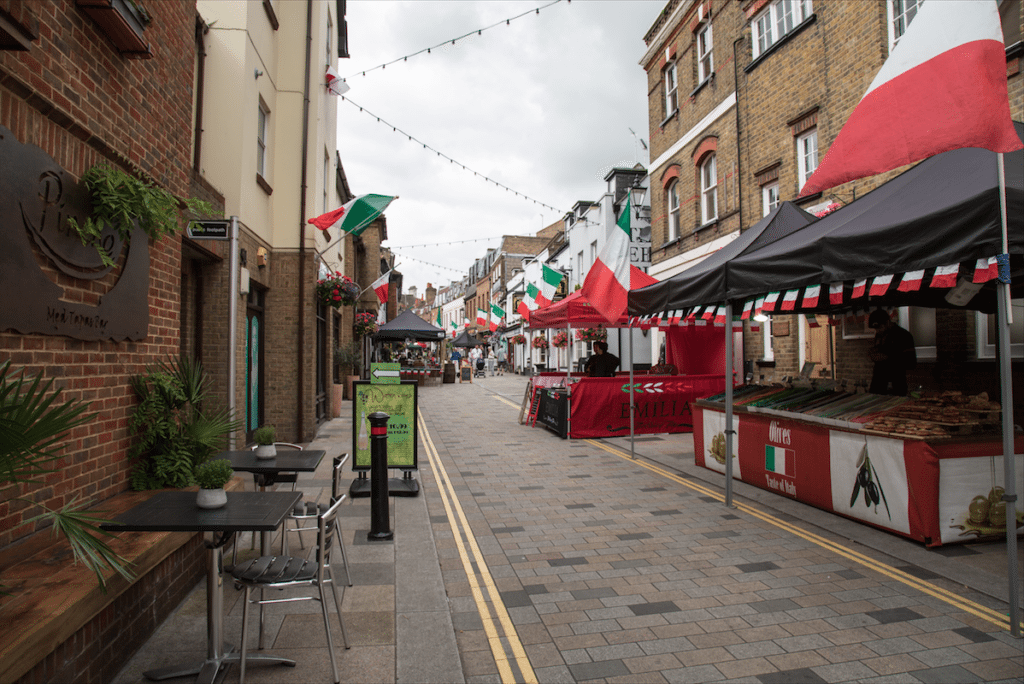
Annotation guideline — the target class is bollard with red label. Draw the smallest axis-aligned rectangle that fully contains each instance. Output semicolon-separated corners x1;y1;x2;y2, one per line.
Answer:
367;412;394;541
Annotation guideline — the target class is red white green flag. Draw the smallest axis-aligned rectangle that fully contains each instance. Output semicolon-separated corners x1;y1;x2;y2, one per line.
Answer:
308;194;397;238
371;271;390;304
536;264;564;306
490;303;504;332
476;308;488;327
581;196;632;323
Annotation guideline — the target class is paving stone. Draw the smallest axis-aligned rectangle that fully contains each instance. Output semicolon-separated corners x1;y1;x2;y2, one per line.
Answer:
756;667;827;683
629;601;681;616
567;659;631;681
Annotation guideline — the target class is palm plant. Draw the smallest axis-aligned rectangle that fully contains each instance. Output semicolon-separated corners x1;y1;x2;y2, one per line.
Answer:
128;356;241;490
0;360;132;592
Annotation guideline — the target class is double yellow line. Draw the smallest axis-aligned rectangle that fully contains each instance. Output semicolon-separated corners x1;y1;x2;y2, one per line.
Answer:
586;438;1021;633
418;409;537;684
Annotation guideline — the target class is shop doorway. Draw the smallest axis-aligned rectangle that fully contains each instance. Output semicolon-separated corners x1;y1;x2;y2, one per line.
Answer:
245;288;265;439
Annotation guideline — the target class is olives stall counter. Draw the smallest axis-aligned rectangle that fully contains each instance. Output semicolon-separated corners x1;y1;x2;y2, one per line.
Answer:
693;399;1024;547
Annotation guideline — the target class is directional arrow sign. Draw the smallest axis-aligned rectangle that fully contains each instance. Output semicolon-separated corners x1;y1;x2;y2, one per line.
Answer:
370;363;400;385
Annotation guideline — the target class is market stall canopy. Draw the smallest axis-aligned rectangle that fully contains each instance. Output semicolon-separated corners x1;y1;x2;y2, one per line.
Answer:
527;266;658;329
724;121;1024;313
451;329;482;347
372;309;445;341
628;202;817;316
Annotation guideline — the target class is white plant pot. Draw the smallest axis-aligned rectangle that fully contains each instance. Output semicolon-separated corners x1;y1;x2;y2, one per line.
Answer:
197;488;227;509
254;444;277;459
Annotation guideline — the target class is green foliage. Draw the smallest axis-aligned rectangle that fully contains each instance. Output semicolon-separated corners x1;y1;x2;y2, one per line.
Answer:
194;459;233;490
0;361;132;593
252;425;275;445
128;356;241;491
67;164;216;268
334;341;361;375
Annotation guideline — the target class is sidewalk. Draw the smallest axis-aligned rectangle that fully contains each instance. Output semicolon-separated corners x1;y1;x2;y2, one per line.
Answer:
115;373;1022;683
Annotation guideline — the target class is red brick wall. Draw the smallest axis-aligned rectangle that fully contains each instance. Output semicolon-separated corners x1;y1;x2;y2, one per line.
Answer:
0;0;197;546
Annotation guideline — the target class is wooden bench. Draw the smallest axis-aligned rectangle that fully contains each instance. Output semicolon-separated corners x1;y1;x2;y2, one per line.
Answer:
0;478;245;683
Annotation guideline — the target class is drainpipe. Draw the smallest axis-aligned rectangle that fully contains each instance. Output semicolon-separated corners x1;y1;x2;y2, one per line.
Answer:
732;34;744;230
297;0;313;439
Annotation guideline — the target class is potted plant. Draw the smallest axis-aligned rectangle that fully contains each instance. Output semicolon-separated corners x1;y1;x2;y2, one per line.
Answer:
316;271;359;309
252;425;276;459
194;459;234;509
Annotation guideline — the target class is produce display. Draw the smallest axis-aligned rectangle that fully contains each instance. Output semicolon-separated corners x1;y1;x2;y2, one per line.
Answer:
702;386;1002;440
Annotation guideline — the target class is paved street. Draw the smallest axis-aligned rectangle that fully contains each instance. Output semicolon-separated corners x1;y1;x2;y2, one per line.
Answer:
116;374;1023;683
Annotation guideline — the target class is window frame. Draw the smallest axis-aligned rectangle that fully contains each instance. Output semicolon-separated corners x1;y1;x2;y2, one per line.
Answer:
700;154;718;226
697;23;714;83
796;128;818;191
975;303;1024;359
664;61;679;118
752;0;813;59
257;100;269;177
887;0;922;52
762;182;780;217
667;179;681;241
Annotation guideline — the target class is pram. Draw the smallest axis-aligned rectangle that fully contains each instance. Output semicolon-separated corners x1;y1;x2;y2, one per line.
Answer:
474;358;486;378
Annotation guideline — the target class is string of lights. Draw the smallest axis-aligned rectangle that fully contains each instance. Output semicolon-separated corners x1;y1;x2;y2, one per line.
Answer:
342;1;565;80
388;235;505;249
341;96;566;215
390;250;468;275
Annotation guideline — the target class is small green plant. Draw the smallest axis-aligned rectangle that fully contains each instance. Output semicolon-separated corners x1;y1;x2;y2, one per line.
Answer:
128;356;241;490
334;341;361;376
194;459;233;490
252;425;275;446
67;164;215;268
0;360;132;593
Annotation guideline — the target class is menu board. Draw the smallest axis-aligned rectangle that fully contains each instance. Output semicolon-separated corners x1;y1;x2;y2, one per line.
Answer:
352;381;418;470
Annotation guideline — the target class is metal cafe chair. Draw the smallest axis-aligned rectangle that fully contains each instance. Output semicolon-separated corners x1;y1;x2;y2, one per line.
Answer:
282;454;353;587
245;442;303;552
229;495;350;684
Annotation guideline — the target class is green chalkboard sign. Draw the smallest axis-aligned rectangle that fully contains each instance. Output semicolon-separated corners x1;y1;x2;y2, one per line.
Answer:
352;380;418;470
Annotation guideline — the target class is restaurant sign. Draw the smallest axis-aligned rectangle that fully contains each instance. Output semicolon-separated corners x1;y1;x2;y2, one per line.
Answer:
352;380;418;470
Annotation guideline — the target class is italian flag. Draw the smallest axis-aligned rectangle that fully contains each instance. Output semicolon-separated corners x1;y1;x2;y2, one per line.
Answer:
764;446;795;477
476;308;488;327
581;196;632;323
307;194;397;237
371;271;390;304
490;303;504;332
436;310;442;328
800;0;1021;197
536;264;564;306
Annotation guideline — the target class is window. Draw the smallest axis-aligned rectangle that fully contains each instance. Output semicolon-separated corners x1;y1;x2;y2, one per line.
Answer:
762;182;780;216
664;62;678;117
323;151;330;213
752;0;813;58
899;307;936;362
578;251;584;282
976;301;1024;359
667;180;681;241
326;13;333;66
888;0;922;50
796;128;818;191
697;23;713;82
762;317;775;361
257;101;269;177
590;240;598;268
700;154;717;225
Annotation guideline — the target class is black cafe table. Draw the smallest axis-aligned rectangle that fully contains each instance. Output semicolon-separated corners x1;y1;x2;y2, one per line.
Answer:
221;449;325;554
101;491;302;683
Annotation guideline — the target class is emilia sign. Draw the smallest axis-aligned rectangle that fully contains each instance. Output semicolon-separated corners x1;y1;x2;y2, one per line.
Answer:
352;380;418;470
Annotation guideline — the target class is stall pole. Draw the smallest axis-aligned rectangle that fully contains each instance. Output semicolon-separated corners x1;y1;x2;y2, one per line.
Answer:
629;328;635;459
996;153;1020;638
724;302;734;507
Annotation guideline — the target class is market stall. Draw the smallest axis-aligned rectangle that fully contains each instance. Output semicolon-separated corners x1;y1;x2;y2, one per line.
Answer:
525;267;732;440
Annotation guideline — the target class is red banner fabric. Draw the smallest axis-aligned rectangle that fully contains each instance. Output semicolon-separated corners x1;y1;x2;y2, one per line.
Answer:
568;374;726;439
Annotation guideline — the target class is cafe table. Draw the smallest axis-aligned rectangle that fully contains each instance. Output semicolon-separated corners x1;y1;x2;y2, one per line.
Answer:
101;490;302;683
220;449;325;554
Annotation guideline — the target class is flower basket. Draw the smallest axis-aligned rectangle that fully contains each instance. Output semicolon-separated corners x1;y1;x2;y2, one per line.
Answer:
531;335;548;349
552;331;569;348
354;311;379;337
576;326;608;342
510;334;526;345
316;271;359;308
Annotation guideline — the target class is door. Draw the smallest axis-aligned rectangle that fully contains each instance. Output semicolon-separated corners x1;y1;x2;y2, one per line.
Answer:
803;314;832;378
245;288;265;439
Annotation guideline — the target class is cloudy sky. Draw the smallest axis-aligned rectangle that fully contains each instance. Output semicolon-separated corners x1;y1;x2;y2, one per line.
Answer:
336;0;666;296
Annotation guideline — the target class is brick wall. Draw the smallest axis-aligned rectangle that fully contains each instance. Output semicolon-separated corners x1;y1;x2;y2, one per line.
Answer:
0;0;197;548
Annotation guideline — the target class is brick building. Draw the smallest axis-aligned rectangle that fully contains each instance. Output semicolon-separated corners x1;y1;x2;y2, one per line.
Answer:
642;0;1023;401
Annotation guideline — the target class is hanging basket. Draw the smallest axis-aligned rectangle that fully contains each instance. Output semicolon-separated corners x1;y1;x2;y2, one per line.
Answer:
354;311;379;337
575;326;607;342
316;272;359;308
552;332;569;348
531;335;548;349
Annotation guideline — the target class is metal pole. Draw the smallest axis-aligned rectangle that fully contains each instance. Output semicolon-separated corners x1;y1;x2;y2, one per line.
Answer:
995;153;1020;637
367;412;393;541
228;216;239;449
724;302;734;507
629;327;635;459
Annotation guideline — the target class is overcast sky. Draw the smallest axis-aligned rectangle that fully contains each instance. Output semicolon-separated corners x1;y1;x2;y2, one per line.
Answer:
336;0;666;297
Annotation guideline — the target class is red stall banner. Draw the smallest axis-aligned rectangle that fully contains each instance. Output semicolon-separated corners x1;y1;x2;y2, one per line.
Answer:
569;375;725;439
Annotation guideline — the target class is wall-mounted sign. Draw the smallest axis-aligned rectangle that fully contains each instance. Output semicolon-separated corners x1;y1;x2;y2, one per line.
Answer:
187;220;230;240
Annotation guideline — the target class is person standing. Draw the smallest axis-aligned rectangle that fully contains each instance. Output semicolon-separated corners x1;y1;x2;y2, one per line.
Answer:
486;347;496;376
585;340;620;378
867;309;916;396
496;347;507;376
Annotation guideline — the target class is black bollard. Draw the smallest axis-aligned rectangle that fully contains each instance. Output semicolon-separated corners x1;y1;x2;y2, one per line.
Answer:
367;412;394;541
